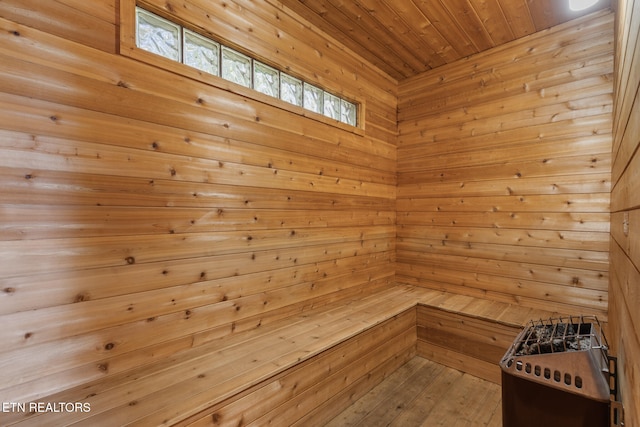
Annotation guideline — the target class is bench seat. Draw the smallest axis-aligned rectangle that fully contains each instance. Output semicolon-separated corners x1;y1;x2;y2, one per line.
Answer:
4;285;417;426
4;284;566;426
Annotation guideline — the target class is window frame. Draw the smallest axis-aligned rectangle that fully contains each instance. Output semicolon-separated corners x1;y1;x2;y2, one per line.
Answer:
120;0;365;134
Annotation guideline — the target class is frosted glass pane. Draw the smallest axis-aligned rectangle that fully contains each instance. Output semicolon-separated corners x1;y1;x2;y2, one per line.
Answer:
280;73;302;106
136;8;180;61
341;99;357;126
324;92;340;120
254;62;279;97
221;46;252;88
303;83;323;114
184;29;219;76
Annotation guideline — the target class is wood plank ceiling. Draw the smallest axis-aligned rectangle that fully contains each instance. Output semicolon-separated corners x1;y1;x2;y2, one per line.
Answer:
280;0;612;80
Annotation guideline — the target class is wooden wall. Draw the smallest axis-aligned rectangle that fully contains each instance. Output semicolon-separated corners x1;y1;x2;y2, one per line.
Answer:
610;0;640;423
3;0;636;422
397;11;614;319
0;0;397;404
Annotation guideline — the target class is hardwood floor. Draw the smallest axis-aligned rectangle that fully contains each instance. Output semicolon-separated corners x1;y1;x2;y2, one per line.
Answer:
326;357;502;426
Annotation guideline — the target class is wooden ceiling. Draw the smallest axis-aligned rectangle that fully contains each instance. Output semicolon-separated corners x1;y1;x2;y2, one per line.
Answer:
280;0;613;80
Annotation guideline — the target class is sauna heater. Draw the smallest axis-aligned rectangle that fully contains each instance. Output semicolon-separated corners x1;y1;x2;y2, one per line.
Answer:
499;316;621;427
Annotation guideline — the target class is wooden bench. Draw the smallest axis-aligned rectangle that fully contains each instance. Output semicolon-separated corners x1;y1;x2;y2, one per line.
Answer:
414;293;566;384
3;285;564;426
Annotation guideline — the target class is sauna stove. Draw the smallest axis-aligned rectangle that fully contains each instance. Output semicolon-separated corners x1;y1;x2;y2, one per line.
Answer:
499;316;622;426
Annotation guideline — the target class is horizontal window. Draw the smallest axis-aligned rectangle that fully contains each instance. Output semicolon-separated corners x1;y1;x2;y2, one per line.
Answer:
135;6;359;127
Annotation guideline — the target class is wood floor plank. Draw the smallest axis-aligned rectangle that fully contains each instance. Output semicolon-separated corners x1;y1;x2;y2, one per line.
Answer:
323;357;431;427
394;366;465;426
328;357;502;427
354;360;444;427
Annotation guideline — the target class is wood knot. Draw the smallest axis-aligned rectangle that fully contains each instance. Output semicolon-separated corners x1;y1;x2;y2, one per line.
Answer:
75;293;89;303
11;30;20;36
104;342;115;351
125;256;136;265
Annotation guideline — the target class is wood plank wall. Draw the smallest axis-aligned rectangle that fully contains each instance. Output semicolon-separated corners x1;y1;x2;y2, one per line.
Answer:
0;0;397;403
397;11;615;319
610;0;640;423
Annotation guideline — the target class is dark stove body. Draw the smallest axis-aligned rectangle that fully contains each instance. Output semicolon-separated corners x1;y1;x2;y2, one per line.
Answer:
501;371;609;427
500;316;613;427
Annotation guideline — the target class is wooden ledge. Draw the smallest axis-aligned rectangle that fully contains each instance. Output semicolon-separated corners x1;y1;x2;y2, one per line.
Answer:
396;284;568;326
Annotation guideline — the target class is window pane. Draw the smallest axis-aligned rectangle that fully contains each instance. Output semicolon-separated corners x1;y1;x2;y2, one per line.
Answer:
221;46;252;88
324;92;340;120
280;73;302;106
341;99;357;126
183;29;219;76
254;61;279;98
136;8;181;61
303;83;323;114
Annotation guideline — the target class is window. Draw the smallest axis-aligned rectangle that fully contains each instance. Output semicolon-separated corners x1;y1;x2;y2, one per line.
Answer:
253;62;279;98
136;8;181;61
221;46;252;88
303;83;323;115
133;6;359;127
183;29;219;76
280;73;303;107
324;92;340;121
